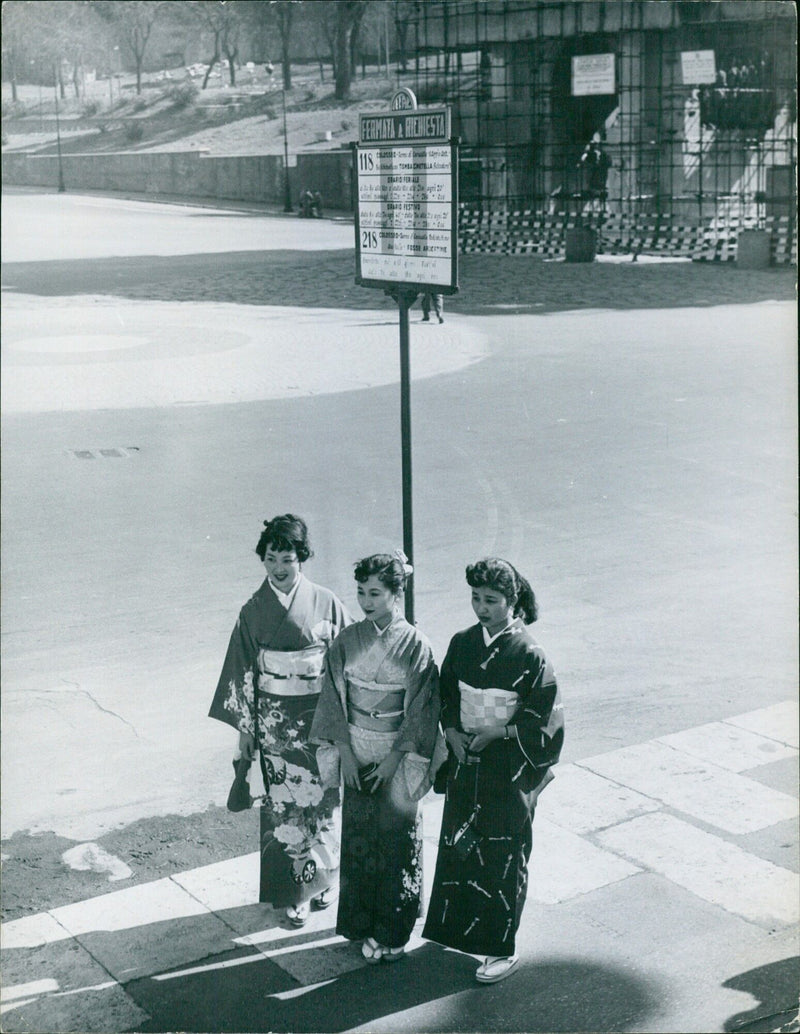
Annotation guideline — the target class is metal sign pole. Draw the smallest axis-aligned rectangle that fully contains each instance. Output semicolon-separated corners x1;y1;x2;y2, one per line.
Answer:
353;92;458;628
398;289;415;624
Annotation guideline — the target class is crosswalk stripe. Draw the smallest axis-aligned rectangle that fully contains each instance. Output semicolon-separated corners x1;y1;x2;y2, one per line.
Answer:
580;740;797;835
544;763;660;835
726;701;799;750
2;702;795;956
597;812;799;927
530;818;641;904
657;720;797;773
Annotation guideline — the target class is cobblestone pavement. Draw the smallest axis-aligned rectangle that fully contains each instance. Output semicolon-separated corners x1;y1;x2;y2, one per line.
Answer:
3;247;795;315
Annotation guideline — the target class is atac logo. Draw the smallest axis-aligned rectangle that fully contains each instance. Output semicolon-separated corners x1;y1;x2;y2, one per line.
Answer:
390;88;418;111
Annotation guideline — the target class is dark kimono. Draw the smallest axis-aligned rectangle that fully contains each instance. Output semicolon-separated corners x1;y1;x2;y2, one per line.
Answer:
422;619;564;958
209;575;351;908
311;615;441;949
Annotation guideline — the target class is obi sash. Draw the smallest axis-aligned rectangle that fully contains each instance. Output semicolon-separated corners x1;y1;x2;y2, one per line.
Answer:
257;643;327;697
347;675;405;731
459;681;520;732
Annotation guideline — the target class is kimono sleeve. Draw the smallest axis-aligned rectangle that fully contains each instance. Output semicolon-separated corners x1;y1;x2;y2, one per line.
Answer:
392;637;440;758
512;644;564;772
208;609;258;735
310;633;351;746
438;635;463;732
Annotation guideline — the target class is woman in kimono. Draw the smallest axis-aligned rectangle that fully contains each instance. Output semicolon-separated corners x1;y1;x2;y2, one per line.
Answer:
422;558;564;984
311;552;442;963
209;514;352;927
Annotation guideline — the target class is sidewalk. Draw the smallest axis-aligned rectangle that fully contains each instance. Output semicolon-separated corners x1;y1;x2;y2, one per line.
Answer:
2;700;797;1033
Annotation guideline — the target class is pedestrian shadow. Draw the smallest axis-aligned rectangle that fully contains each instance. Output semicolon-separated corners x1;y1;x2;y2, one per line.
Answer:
0;909;659;1034
722;956;800;1033
129;943;659;1033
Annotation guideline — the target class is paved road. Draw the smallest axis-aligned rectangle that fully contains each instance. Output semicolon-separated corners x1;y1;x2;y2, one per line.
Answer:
1;191;797;1033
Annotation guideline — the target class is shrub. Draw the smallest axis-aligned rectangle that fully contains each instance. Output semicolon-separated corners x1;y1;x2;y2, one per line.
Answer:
124;122;144;142
132;97;148;112
1;99;27;119
83;100;100;117
166;81;198;109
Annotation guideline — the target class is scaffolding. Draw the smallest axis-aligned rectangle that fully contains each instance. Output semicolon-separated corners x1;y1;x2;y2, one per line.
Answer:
398;0;797;262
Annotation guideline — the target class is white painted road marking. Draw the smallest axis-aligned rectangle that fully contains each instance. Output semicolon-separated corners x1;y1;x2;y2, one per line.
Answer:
726;701;799;750
546;763;661;835
597;812;799;927
531;818;641;904
658;720;797;773
580;740;797;835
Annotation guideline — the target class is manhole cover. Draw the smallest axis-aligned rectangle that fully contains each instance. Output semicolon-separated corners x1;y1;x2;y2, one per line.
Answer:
66;447;140;460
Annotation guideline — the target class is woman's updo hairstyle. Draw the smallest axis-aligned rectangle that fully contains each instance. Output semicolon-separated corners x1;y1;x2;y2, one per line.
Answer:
465;557;538;624
255;513;313;563
353;551;412;595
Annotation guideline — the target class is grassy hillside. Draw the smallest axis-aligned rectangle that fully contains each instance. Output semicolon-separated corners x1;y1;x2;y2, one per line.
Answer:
2;62;400;157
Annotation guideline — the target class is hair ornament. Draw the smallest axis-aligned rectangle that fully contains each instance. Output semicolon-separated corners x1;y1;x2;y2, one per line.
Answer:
392;548;414;576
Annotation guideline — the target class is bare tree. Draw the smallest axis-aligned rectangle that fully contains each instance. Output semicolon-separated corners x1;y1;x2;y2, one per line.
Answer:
333;0;367;100
307;1;337;83
1;0;32;102
96;1;163;95
393;0;416;74
5;1;110;101
184;0;245;88
269;0;303;92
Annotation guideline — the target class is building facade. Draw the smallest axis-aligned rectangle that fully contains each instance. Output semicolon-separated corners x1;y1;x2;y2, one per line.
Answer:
401;0;796;261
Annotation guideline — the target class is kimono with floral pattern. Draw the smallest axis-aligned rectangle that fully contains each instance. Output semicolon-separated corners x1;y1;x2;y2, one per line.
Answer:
209;574;351;907
311;615;441;949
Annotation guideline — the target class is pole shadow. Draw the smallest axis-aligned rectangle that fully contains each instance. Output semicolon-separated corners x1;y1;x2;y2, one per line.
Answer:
723;956;800;1033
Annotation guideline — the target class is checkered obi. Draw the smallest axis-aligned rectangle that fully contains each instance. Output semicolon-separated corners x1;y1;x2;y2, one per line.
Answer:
459;681;520;732
347;676;405;731
257;644;327;697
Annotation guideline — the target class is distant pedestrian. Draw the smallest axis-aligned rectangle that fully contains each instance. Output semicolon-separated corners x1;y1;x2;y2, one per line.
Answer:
578;135;612;210
422;558;564;984
208;514;353;927
421;292;444;323
311;551;444;964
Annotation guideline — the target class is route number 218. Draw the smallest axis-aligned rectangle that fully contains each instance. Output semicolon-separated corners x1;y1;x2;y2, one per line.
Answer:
361;230;378;249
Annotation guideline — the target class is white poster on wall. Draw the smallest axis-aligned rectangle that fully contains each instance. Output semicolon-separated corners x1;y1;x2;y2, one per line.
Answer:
681;50;717;85
572;54;616;96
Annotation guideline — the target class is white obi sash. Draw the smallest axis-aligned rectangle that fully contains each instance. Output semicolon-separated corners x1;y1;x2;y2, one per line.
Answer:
257;643;327;697
459;681;520;732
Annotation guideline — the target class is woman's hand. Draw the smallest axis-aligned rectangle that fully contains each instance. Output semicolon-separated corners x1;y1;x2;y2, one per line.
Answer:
338;744;361;790
445;728;472;763
469;727;508;753
238;731;256;761
365;751;402;793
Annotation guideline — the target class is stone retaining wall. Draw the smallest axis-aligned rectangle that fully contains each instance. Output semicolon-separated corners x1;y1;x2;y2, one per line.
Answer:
1;150;352;207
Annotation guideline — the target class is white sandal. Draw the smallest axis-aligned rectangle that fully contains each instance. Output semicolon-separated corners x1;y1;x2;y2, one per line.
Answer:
285;902;310;928
475;955;519;983
362;937;384;964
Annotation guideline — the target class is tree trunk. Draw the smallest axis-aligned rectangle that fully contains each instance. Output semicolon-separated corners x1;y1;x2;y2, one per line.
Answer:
136;57;143;95
227;55;236;86
396;20;409;72
202;54;219;90
334;26;351;100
